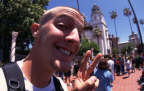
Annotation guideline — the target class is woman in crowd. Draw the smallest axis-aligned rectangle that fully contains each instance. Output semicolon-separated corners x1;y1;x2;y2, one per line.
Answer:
94;59;114;91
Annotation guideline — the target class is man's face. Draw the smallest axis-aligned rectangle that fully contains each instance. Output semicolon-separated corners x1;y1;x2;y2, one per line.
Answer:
36;9;84;72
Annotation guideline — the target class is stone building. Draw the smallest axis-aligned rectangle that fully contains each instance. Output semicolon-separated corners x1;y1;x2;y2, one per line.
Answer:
82;4;111;55
118;32;139;54
109;34;119;50
128;32;140;48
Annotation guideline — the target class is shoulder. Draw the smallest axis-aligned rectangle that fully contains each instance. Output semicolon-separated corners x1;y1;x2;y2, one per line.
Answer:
104;70;113;79
108;60;114;63
105;70;112;75
0;67;8;91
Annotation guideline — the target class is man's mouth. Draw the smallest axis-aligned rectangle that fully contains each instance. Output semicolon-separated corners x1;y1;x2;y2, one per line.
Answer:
55;46;73;57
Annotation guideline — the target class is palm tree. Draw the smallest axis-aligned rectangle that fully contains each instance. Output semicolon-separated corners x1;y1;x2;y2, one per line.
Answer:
76;0;80;10
93;26;102;47
132;17;136;24
110;11;118;38
128;0;143;49
123;8;133;34
140;19;144;30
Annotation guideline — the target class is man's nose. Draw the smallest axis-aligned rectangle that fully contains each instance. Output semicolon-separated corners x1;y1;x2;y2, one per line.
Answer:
65;28;80;43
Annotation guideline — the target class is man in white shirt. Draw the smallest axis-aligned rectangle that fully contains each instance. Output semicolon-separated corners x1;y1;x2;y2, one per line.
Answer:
107;56;115;77
0;6;102;91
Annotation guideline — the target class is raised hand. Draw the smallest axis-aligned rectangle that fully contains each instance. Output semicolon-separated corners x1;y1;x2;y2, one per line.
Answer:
70;50;102;91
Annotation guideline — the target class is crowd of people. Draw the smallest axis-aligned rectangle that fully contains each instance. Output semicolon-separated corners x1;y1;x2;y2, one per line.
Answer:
55;53;144;91
111;54;144;77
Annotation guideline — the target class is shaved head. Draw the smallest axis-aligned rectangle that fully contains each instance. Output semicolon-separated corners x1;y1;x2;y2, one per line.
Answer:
39;6;85;29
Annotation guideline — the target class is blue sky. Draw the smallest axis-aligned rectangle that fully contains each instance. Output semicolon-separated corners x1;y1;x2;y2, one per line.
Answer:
46;0;144;43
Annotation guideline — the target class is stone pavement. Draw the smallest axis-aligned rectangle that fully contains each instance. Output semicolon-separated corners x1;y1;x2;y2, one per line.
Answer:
112;69;142;91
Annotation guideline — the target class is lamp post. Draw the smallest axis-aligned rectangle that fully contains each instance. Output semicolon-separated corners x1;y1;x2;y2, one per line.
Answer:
127;0;143;49
10;31;18;62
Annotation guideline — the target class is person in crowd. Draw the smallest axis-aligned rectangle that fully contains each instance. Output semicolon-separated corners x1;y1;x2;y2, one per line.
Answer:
141;53;144;69
112;55;117;76
64;70;71;86
73;59;80;76
120;56;125;75
0;6;102;91
137;53;144;70
140;53;144;82
107;56;115;79
115;57;121;76
125;57;132;77
131;57;136;73
94;59;114;91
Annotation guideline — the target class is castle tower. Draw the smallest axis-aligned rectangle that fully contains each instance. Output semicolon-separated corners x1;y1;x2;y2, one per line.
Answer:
83;4;111;55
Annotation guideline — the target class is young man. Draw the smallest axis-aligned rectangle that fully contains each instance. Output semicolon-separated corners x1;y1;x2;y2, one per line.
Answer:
107;56;115;78
0;6;102;91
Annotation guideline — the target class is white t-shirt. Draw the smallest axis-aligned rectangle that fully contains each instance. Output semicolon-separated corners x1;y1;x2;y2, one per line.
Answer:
107;59;114;74
0;60;68;91
24;76;56;91
17;60;56;91
126;60;131;69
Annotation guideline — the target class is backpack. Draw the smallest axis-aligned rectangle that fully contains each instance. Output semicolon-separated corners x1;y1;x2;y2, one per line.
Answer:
1;63;64;91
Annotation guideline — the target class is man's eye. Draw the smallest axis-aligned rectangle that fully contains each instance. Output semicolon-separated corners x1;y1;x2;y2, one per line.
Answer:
56;23;68;30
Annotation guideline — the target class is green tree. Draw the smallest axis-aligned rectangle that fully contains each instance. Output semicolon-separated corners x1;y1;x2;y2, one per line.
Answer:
0;0;50;63
136;43;144;54
78;38;100;56
120;43;133;55
133;17;136;24
110;10;118;37
112;48;119;55
123;8;133;34
93;26;102;46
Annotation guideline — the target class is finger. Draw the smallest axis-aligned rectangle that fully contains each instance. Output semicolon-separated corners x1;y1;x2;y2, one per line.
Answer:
94;78;99;88
85;53;102;79
72;76;98;91
79;50;91;71
72;78;84;90
82;76;98;90
77;50;91;78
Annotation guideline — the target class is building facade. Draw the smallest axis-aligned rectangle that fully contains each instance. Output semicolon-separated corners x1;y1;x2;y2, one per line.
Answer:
128;32;140;48
118;32;139;54
109;34;119;50
82;4;111;55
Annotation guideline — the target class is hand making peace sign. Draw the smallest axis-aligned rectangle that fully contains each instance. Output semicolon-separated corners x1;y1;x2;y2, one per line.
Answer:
69;50;102;91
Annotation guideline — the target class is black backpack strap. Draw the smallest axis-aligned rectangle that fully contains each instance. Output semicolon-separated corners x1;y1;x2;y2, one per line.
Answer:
2;63;25;91
53;76;64;91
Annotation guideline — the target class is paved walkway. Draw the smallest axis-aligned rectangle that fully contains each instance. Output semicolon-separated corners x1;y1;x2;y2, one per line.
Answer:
112;69;142;91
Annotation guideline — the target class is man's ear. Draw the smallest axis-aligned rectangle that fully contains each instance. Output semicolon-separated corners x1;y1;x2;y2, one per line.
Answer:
30;23;39;37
